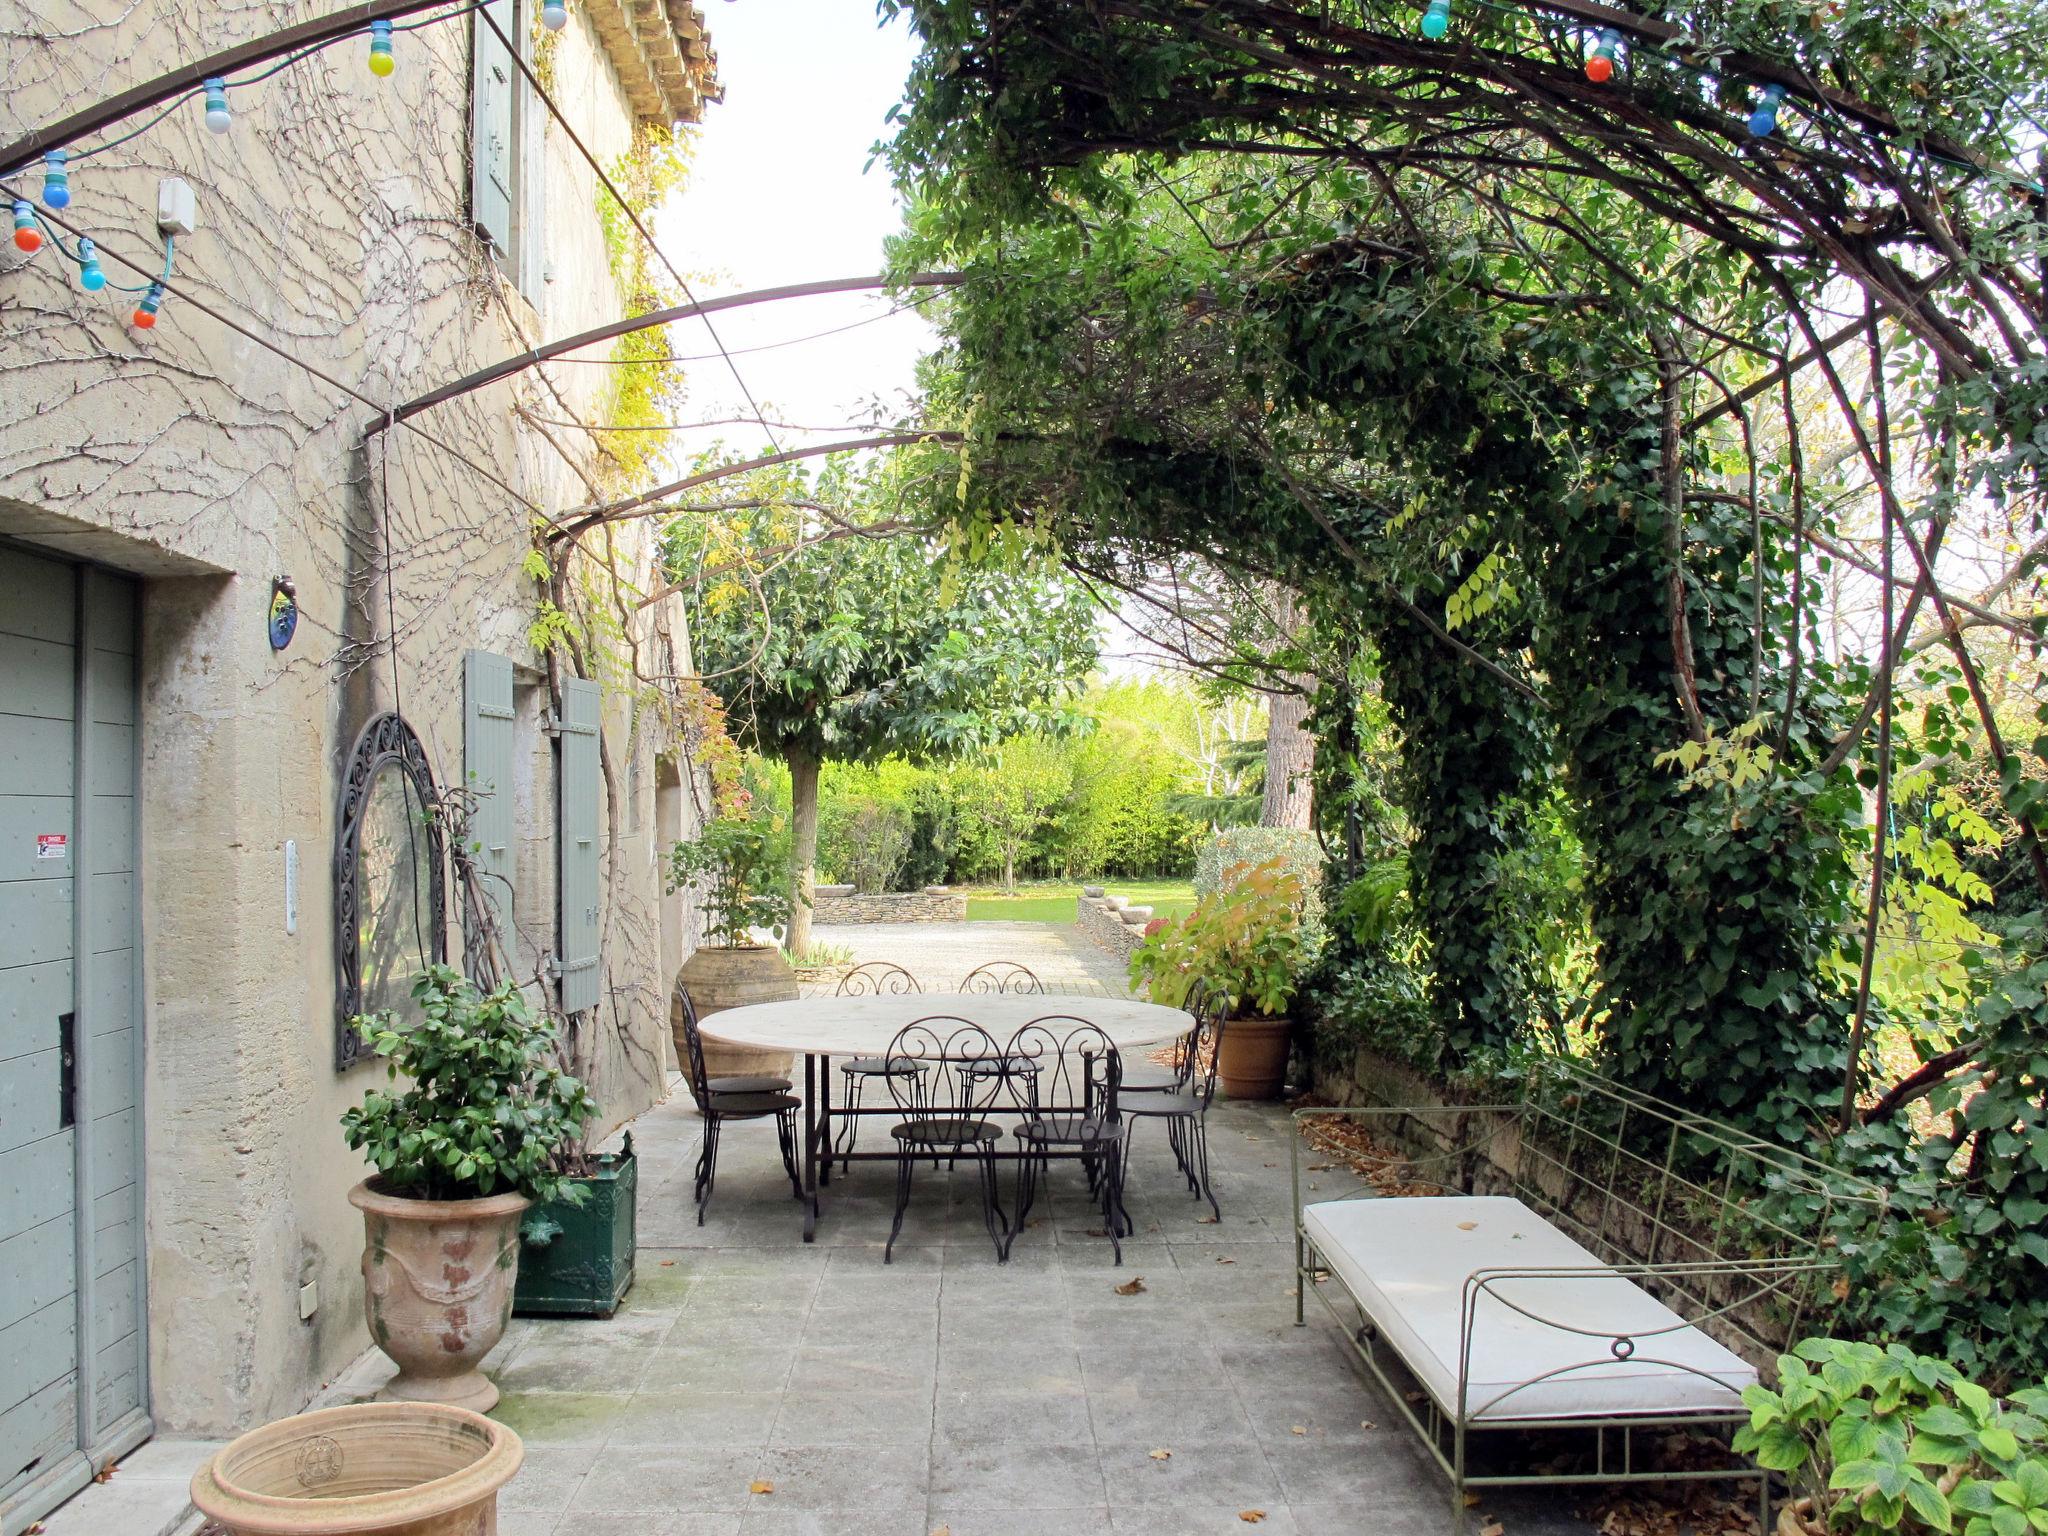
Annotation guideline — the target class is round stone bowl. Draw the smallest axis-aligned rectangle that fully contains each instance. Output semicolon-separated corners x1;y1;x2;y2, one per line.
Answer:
190;1401;523;1536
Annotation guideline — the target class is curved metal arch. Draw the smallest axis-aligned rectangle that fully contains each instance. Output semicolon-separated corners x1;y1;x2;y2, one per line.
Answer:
334;710;448;1070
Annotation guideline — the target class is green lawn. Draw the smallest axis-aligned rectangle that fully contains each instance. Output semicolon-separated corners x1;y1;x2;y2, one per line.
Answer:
964;879;1196;925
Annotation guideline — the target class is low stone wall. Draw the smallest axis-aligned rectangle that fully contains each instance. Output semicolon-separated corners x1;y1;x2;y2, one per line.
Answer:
811;889;967;924
1075;889;1153;963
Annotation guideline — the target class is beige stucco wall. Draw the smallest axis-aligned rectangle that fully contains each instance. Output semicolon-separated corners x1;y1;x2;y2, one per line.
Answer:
0;1;709;1434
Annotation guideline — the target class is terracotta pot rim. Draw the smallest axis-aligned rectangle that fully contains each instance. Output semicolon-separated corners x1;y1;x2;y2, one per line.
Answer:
348;1179;531;1221
190;1401;523;1534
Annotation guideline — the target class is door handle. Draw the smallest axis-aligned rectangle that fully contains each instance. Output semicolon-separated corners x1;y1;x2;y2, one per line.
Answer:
58;1011;77;1129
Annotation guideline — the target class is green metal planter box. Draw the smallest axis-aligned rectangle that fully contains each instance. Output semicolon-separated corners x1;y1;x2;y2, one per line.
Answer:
514;1135;636;1317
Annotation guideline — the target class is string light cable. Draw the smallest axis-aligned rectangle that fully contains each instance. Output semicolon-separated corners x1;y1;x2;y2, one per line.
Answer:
28;202;550;521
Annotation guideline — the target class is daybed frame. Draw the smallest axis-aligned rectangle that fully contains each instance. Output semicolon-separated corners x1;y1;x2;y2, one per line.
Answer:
1291;1059;1885;1526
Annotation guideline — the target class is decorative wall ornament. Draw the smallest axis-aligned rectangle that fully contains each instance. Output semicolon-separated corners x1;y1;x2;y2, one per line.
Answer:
334;711;446;1069
268;575;298;651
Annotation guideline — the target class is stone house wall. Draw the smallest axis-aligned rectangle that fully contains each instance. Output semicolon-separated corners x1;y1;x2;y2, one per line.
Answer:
0;0;716;1437
811;890;968;924
1075;890;1149;963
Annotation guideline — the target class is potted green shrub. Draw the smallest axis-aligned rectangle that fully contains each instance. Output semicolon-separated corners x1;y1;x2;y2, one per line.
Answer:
1129;857;1311;1099
668;814;798;1106
341;966;595;1411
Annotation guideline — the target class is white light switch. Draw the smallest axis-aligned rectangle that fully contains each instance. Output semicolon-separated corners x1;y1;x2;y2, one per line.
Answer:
298;1280;318;1320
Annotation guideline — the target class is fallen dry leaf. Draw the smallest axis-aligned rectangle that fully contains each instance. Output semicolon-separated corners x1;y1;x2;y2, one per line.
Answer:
748;1480;774;1495
1456;1220;1478;1231
659;1259;676;1267
1239;1513;1267;1524
1290;1425;1307;1436
1306;1163;1333;1172
1360;1420;1377;1431
1149;1448;1173;1461
1114;1276;1148;1296
931;1527;952;1536
92;1466;115;1484
1480;1524;1505;1536
1216;1256;1236;1265
1196;1214;1221;1225
1462;1492;1483;1508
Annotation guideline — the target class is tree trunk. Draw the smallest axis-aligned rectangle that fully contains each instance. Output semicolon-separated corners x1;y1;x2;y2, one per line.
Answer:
1260;586;1315;830
786;748;821;961
1003;847;1016;892
1261;689;1315;828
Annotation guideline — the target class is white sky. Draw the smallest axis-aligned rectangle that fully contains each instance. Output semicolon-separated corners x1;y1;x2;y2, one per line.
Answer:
651;0;935;467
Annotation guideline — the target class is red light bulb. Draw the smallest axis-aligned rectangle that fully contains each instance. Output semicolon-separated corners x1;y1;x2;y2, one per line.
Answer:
1586;53;1613;81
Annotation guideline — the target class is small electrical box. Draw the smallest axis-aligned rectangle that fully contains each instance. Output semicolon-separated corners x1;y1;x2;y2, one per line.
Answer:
299;1280;319;1321
156;178;197;239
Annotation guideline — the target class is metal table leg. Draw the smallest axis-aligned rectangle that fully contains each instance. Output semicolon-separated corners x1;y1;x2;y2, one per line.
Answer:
801;1051;820;1241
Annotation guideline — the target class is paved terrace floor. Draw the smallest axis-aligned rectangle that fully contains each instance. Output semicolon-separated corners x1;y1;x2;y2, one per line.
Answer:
309;922;1603;1535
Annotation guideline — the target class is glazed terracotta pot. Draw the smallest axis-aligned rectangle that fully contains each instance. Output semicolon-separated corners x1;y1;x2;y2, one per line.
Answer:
191;1400;522;1536
1216;1014;1292;1100
674;945;797;1108
349;1181;529;1414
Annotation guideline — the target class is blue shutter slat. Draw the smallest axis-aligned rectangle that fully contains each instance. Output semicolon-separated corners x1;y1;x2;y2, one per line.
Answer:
558;677;602;1014
463;651;518;969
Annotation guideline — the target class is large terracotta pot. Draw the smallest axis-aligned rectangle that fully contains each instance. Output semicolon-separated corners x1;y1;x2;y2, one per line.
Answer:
1217;1014;1292;1100
349;1181;529;1414
191;1401;522;1536
674;944;797;1108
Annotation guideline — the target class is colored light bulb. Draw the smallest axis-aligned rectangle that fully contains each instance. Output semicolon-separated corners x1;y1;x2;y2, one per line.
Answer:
1748;82;1786;137
12;200;41;253
1586;29;1620;82
132;282;163;330
1419;0;1451;38
77;237;105;291
41;150;70;209
203;77;231;134
368;19;395;76
541;0;568;29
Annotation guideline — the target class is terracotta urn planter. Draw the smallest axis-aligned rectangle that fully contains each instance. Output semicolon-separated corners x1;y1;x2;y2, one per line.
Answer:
349;1181;529;1414
674;944;797;1108
191;1401;522;1536
1216;1014;1292;1100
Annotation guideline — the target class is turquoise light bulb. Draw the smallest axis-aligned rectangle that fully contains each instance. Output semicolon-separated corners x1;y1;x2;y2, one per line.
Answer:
1747;83;1786;138
203;77;231;134
1420;0;1452;38
42;150;70;210
78;237;105;292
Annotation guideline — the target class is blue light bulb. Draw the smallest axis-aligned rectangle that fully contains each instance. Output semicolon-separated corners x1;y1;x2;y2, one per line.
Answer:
41;150;70;210
203;77;231;134
541;0;568;29
78;237;105;292
1747;83;1786;138
1420;0;1452;38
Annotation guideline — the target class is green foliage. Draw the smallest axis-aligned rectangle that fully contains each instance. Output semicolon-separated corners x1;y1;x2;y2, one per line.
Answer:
1131;857;1313;1016
340;966;597;1206
667;817;792;946
1734;1336;2048;1534
1195;826;1327;939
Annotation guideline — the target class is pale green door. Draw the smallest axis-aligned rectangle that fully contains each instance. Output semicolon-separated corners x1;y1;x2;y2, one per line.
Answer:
0;545;148;1536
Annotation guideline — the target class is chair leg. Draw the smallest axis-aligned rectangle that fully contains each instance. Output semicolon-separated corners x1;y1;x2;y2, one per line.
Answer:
1102;1140;1125;1265
776;1108;803;1201
836;1071;862;1172
886;1145;915;1264
1192;1114;1221;1221
1007;1139;1039;1260
695;1114;722;1226
975;1139;1007;1263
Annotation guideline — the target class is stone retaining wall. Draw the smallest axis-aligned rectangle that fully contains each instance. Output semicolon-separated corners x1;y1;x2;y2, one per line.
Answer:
1075;889;1153;963
811;889;967;924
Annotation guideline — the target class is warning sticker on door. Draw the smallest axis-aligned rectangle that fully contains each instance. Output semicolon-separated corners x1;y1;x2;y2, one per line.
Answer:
37;834;67;860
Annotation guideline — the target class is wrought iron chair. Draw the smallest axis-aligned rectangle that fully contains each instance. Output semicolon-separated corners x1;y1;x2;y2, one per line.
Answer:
1120;982;1228;1220
674;981;802;1225
957;960;1046;995
880;1016;1011;1263
670;974;792;1096
1001;1016;1128;1263
1122;977;1213;1096
832;961;924;1170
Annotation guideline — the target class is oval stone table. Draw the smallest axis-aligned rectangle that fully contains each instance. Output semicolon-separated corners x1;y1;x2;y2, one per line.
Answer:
701;992;1192;1241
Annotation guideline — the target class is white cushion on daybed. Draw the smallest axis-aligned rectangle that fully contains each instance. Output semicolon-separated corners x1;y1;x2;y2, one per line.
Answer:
1302;1195;1757;1424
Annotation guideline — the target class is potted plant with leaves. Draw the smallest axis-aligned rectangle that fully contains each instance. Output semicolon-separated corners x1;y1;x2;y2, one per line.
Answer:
341;965;595;1411
1129;857;1311;1099
667;812;798;1105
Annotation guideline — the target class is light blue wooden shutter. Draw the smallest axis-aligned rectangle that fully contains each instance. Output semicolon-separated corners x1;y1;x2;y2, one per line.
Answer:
469;0;516;256
557;678;601;1013
462;652;516;960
